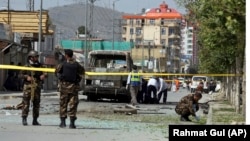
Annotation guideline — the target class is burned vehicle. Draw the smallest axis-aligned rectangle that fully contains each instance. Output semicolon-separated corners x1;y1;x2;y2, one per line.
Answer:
83;50;133;102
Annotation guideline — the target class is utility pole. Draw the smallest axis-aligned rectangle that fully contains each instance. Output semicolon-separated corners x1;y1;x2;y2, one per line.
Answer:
112;0;119;50
142;43;144;72
7;0;10;24
88;0;96;38
27;0;34;11
38;0;43;55
84;0;88;68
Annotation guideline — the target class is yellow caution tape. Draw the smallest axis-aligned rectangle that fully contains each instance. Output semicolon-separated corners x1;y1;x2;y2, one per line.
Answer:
0;64;243;76
0;65;55;72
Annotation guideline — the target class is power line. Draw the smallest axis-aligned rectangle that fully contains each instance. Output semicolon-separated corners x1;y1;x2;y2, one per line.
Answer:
26;0;34;11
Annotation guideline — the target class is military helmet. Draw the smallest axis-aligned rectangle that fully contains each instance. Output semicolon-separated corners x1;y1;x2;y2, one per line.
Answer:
28;50;39;57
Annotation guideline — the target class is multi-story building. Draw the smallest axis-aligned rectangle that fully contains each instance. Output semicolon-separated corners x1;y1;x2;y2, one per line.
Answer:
180;19;194;73
121;1;182;73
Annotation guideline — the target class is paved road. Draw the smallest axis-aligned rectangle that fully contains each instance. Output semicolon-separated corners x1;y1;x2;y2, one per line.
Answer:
0;88;211;141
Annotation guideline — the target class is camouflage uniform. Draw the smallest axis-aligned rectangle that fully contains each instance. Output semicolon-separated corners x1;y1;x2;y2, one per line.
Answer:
175;94;199;120
55;57;84;128
19;50;47;126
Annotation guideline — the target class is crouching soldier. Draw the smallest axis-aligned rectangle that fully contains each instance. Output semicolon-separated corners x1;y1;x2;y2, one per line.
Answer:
175;91;202;122
55;49;85;129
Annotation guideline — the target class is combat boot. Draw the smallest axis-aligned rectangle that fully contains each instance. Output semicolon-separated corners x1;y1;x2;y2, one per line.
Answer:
180;115;192;122
32;117;41;125
69;117;76;129
22;116;28;126
184;115;192;121
59;117;66;128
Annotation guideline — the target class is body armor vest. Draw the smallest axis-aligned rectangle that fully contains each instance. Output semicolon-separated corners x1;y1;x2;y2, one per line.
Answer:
28;62;43;81
62;62;78;83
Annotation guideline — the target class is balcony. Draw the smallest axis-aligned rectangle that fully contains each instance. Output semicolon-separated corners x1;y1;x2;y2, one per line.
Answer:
171;45;181;50
168;22;180;27
171;56;180;60
168;34;180;39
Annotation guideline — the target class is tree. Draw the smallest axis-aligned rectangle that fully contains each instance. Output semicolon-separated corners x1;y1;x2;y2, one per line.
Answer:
175;0;245;115
77;26;88;34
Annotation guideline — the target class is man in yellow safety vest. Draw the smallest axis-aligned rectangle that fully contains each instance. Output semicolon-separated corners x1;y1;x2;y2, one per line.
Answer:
126;65;142;106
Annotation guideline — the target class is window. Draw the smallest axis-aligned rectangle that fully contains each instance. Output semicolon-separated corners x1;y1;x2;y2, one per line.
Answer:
168;39;174;46
187;50;192;54
129;19;133;25
149;19;155;25
136;19;141;25
161;19;165;25
156;9;161;13
161;39;166;45
188;34;193;38
169;28;175;35
135;38;142;45
188;29;193;33
188;40;192;43
188;45;192;49
130;28;134;35
161;28;166;35
130;39;134;43
135;27;141;35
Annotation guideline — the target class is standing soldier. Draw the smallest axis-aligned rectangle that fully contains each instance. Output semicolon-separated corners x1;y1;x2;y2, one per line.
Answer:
175;91;202;122
55;49;85;129
126;65;142;107
19;50;47;126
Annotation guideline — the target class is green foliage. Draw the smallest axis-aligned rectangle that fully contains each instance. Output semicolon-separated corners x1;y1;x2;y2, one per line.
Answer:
175;0;245;73
78;25;87;34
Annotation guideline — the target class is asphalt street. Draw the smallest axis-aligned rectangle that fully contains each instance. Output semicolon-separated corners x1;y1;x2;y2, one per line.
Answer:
0;88;212;141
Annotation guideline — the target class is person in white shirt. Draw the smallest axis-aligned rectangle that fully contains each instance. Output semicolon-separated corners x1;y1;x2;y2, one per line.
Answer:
146;77;160;104
157;77;168;104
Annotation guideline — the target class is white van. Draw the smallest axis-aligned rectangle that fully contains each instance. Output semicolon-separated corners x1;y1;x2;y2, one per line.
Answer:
190;76;211;93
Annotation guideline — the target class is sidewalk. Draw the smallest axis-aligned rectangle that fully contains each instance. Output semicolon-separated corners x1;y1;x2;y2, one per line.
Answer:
205;91;245;125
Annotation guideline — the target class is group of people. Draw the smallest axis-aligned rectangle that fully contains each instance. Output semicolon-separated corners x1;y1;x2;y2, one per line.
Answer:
17;49;84;129
126;66;203;122
15;48;202;128
126;65;169;106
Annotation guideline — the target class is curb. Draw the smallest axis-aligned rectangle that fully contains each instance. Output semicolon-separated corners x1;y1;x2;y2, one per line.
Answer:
206;102;213;124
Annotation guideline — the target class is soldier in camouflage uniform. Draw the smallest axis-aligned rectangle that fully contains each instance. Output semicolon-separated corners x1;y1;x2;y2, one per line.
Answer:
55;49;85;129
19;50;47;126
175;91;202;121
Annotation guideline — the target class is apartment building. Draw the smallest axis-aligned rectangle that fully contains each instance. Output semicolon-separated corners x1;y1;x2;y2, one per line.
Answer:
179;20;194;73
122;1;183;73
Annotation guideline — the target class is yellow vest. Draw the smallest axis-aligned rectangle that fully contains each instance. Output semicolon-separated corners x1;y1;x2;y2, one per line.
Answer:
130;72;140;86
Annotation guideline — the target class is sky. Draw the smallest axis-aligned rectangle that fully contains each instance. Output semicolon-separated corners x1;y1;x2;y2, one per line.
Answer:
0;0;186;14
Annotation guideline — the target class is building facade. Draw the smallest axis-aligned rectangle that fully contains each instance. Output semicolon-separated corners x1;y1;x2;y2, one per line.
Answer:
179;19;194;73
122;1;183;73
